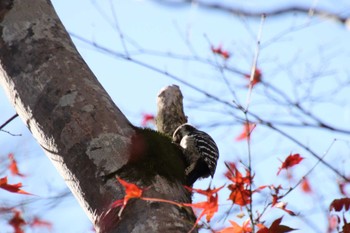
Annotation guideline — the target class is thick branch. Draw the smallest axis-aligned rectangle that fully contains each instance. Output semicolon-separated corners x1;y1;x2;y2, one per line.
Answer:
0;0;134;230
156;85;187;136
0;1;194;232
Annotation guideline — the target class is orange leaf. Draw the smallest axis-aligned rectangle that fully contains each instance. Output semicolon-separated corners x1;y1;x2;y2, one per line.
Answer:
218;220;252;233
0;177;31;195
235;123;256;141
118;177;143;200
277;153;303;175
8;153;25;177
301;178;312;193
184;185;224;231
228;185;251;206
30;217;52;229
9;210;26;233
185;185;224;199
256;223;269;233
111;177;143;209
225;164;253;207
225;163;251;185
184;195;218;223
218;220;242;233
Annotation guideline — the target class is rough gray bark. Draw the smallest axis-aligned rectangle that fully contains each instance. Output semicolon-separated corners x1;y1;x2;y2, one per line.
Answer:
156;85;187;136
0;1;195;232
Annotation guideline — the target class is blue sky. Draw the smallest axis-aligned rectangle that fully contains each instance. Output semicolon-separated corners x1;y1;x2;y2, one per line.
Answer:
1;0;350;232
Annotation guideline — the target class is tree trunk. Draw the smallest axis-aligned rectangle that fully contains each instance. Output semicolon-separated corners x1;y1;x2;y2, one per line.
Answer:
0;1;195;232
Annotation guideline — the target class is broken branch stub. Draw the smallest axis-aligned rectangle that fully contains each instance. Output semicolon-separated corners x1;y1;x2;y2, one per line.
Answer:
156;85;187;137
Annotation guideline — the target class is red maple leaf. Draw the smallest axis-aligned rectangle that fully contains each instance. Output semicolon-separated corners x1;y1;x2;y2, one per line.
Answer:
330;198;350;212
30;217;52;229
228;186;251;207
185;185;223;199
277;153;303;175
267;185;296;215
268;185;284;206
244;68;262;87
9;210;26;233
257;217;295;233
8;153;25;177
211;45;230;59
255;223;269;233
111;177;143;216
342;215;350;233
184;185;224;232
225;163;252;185
235;123;256;141
0;177;31;195
225;163;255;207
141;113;155;126
111;178;185;217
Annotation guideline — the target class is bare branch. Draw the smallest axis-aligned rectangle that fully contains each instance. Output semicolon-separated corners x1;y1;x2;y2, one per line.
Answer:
152;0;350;25
0;114;18;131
156;85;187;136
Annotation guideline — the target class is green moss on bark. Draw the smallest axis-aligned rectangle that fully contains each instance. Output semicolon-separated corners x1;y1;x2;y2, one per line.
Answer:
116;127;186;185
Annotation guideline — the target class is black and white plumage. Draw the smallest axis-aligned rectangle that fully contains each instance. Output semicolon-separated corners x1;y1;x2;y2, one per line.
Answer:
172;123;219;185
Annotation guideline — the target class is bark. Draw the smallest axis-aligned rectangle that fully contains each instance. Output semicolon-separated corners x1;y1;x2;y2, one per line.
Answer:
156;85;187;137
0;1;195;232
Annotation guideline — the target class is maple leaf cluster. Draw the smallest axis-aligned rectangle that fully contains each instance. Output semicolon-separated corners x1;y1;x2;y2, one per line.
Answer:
0;153;53;232
184;186;224;232
277;153;303;176
0;154;31;195
111;153;305;233
225;162;253;207
7;210;52;233
111;176;221;230
331;176;350;231
3;136;344;233
214;153;308;232
0;177;31;195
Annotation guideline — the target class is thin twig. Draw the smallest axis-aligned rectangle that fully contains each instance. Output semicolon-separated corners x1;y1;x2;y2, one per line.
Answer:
282;138;337;198
204;34;239;102
152;0;350;24
245;14;265;112
266;123;349;181
109;0;129;57
0;114;18;130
